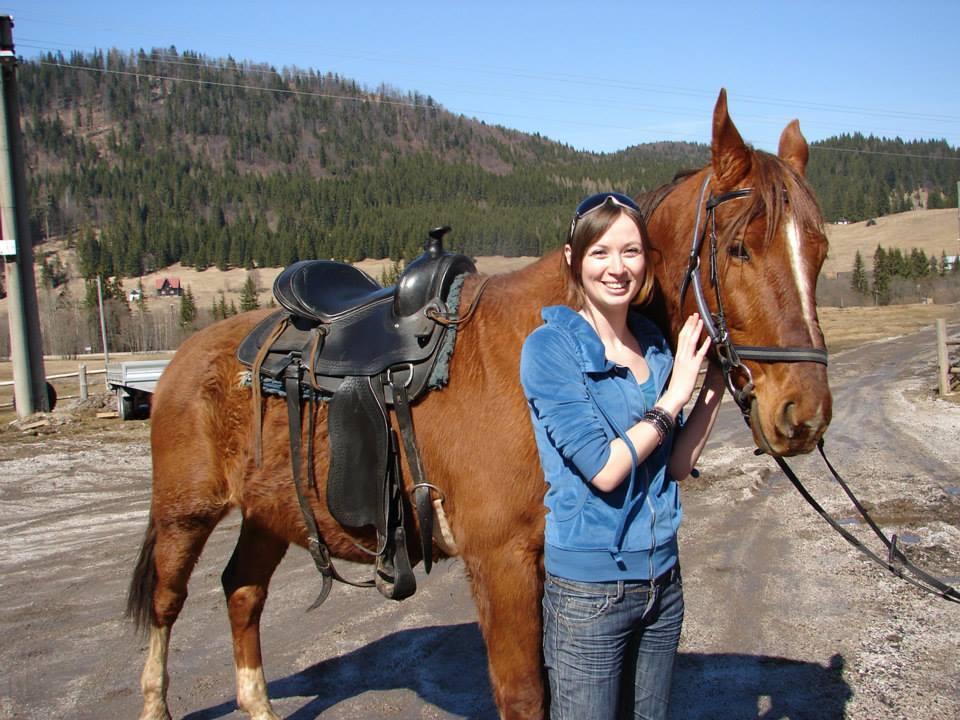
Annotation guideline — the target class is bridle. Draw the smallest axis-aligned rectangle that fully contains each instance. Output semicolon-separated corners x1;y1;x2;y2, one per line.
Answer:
679;172;828;416
674;172;959;603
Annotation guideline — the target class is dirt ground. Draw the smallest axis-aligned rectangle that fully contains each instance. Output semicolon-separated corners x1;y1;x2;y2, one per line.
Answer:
1;313;959;719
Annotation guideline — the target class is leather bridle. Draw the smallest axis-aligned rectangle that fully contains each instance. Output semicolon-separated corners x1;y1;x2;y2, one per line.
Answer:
679;172;828;416
675;172;959;602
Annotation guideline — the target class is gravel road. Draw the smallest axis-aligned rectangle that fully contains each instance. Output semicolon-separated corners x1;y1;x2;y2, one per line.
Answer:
1;324;958;720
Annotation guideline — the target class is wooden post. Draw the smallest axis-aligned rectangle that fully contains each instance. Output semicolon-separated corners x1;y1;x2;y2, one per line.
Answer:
79;363;88;401
937;319;951;397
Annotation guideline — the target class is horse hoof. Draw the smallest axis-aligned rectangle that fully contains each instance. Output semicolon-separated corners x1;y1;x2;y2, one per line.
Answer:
248;710;281;720
138;708;172;720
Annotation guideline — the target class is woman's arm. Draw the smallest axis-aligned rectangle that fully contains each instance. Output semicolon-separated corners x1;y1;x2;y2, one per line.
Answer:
590;314;711;492
667;361;725;481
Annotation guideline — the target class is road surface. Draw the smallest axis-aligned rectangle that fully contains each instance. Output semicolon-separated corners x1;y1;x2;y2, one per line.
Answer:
1;325;957;719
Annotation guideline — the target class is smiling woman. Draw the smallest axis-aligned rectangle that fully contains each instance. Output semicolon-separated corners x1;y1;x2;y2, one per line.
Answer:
520;191;727;720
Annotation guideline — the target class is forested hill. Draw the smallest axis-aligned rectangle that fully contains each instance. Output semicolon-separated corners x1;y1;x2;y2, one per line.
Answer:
20;49;959;278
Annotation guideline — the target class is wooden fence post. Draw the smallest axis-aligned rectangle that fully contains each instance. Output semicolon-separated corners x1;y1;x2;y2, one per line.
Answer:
937;319;951;397
79;363;88;401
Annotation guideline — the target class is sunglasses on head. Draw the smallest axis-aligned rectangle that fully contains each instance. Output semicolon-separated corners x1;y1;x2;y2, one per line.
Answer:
569;192;640;239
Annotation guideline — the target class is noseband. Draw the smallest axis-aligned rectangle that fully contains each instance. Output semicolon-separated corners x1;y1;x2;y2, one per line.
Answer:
679;173;828;415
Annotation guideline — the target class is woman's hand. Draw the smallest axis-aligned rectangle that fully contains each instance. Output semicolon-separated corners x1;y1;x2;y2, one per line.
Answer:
658;313;711;418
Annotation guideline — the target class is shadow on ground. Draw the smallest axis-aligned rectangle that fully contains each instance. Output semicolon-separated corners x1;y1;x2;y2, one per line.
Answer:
184;623;851;719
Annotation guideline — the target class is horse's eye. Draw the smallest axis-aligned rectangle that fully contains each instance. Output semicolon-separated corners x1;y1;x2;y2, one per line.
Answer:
728;243;751;261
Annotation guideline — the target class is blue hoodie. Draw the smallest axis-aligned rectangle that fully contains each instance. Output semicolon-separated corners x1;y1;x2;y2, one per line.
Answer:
520;305;680;582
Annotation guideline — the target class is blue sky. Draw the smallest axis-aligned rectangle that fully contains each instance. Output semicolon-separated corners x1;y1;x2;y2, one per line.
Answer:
6;1;960;154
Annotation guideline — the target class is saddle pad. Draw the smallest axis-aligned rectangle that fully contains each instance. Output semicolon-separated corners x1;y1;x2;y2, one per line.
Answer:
326;376;390;529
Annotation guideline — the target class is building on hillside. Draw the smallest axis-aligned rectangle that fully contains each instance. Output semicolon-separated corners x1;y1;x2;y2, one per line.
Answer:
945;255;959;272
156;277;182;297
128;288;142;302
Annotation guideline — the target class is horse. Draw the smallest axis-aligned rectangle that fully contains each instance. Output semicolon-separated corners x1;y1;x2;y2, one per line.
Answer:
127;89;831;720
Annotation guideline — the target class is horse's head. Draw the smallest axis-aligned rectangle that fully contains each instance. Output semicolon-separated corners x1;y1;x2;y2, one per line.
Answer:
645;89;831;457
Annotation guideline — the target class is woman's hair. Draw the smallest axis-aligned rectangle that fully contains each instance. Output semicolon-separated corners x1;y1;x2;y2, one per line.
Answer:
562;200;655;309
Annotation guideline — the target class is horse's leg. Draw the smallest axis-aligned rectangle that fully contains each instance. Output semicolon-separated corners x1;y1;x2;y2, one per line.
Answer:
465;544;545;720
221;518;289;720
139;624;171;720
136;512;224;720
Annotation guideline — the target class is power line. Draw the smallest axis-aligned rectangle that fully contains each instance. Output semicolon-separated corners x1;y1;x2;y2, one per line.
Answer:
35;59;446;112
810;145;960;161
20;35;960;127
28;57;960;162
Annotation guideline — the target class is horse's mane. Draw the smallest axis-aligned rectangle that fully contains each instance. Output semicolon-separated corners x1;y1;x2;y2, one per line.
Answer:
637;154;825;251
635;169;696;221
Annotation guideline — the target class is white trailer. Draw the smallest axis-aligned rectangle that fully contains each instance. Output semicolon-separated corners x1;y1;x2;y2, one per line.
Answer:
105;359;170;420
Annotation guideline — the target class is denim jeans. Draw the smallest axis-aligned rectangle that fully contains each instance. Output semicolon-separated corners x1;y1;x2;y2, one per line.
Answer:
542;567;684;720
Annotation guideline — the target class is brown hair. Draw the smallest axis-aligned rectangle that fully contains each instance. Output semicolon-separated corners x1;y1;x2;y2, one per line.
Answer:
562;203;655;310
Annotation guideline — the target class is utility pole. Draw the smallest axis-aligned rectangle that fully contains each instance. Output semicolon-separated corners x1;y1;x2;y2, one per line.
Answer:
0;15;49;416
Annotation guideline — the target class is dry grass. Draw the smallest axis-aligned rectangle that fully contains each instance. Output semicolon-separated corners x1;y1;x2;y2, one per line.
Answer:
822;209;959;276
819;302;960;353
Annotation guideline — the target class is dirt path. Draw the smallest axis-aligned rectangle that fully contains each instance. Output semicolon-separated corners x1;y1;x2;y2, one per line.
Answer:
1;327;958;719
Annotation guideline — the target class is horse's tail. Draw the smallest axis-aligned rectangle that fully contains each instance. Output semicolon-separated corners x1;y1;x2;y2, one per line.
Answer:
126;516;158;635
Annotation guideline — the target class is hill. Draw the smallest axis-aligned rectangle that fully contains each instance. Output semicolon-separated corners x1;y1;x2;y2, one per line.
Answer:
19;48;959;281
823;208;959;276
15;207;952;318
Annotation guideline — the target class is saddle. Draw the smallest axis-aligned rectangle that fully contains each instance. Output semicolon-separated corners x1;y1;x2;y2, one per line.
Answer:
237;227;476;604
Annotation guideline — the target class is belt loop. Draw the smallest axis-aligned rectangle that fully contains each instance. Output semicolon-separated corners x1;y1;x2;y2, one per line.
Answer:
615;580;625;603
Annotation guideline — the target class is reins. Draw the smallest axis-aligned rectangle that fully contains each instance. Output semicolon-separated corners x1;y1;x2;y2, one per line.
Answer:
671;171;960;603
772;443;960;603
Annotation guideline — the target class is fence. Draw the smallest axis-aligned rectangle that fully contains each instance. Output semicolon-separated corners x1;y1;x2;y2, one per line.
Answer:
0;365;106;409
936;318;959;397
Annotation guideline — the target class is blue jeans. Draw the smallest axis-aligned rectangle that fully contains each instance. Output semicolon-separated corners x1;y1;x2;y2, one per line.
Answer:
542;567;684;720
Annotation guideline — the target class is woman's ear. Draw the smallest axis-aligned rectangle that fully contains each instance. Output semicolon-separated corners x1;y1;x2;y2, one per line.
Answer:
563;244;573;268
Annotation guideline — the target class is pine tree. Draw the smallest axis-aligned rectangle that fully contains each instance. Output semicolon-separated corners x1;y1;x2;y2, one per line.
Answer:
239;273;260;312
851;251;869;294
872;245;890;305
179;285;197;327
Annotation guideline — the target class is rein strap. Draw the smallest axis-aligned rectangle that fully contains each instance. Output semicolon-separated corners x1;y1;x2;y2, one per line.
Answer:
772;442;960;603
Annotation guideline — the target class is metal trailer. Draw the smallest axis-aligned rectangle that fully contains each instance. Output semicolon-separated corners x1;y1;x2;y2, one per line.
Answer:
105;359;170;420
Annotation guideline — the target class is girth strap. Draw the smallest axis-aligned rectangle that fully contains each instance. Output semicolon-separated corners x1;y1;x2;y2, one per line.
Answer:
391;374;435;574
283;367;338;608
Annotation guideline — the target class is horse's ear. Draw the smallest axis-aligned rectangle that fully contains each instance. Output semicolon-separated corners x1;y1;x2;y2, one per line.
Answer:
711;88;751;189
778;119;809;175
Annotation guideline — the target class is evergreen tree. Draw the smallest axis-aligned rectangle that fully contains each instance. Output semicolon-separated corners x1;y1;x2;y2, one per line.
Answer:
179;285;197;327
872;245;890;305
239;273;260;312
851;251;869;294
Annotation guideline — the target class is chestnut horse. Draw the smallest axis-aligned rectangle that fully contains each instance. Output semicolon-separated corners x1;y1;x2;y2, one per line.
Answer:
128;90;831;720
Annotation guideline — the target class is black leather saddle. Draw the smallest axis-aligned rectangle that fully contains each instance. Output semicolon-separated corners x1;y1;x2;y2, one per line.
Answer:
237;227;476;604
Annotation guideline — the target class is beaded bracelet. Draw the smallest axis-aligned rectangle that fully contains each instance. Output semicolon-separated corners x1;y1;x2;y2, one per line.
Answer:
641;406;676;445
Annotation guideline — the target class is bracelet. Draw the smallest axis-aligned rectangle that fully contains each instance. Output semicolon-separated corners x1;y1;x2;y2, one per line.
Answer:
641;406;676;446
648;406;676;433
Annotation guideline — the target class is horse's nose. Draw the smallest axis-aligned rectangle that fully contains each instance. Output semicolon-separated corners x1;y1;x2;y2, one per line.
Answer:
775;400;827;443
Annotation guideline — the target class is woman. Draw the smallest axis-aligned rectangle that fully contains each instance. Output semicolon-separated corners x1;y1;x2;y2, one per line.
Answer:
520;192;726;719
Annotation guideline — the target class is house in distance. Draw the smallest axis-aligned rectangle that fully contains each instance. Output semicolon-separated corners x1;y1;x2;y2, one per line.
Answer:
156;277;183;297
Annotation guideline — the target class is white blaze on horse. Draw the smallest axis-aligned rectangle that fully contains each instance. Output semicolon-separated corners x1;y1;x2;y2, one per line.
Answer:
127;89;831;720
